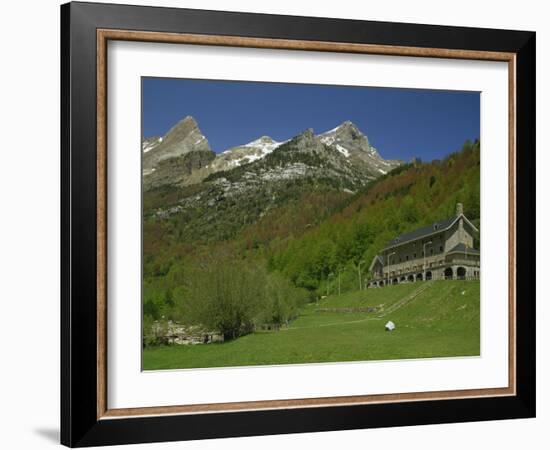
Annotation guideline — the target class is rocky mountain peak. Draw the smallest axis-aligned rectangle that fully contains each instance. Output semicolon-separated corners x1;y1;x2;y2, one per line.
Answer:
263;135;275;140
207;135;285;172
142;116;402;192
320;120;369;147
339;120;359;131
243;135;278;148
292;128;317;146
142;115;214;183
151;116;210;157
161;115;201;148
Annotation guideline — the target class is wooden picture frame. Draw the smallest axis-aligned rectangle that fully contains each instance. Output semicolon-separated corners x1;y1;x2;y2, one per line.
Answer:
61;1;535;447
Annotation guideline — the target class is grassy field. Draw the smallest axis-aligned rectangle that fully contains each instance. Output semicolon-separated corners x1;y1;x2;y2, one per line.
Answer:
142;280;480;370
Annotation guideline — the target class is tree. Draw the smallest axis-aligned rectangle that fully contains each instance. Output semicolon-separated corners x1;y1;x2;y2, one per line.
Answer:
178;256;268;340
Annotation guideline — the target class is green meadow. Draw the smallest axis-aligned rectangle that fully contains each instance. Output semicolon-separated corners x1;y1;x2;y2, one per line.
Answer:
142;280;480;370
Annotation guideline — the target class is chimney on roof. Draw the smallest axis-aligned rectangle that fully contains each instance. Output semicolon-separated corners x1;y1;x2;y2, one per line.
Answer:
456;203;464;216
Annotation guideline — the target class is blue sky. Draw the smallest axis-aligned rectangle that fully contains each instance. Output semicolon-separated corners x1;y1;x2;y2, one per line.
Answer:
142;78;480;161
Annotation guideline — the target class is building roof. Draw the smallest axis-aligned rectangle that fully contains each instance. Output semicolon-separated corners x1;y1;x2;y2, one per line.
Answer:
382;216;458;250
368;254;386;271
447;243;480;255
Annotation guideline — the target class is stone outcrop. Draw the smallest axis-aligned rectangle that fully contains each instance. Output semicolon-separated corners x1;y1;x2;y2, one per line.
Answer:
150;321;223;345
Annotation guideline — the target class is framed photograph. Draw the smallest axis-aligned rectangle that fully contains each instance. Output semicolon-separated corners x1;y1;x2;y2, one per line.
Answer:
61;1;536;447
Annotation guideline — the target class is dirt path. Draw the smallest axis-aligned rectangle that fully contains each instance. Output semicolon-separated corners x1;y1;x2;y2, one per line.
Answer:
283;316;381;331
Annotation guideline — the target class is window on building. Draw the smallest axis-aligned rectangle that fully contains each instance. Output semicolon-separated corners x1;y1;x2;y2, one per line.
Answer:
413;253;416;258
440;246;443;252
406;255;409;261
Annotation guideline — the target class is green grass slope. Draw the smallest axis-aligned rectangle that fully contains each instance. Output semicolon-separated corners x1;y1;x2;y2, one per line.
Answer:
143;280;479;370
317;283;420;309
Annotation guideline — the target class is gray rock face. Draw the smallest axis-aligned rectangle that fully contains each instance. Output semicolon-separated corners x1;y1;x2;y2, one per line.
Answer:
143;149;215;191
142;116;215;188
246;127;378;188
319;121;402;177
290;128;319;152
142;136;163;154
320;121;372;153
143;116;213;175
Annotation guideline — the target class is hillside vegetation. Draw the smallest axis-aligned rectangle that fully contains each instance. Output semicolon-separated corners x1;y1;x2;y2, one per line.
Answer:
143;280;479;369
142;139;480;345
267;140;480;294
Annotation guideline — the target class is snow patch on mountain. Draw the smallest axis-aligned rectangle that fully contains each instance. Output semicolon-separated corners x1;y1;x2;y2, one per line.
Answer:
335;144;350;158
142;136;163;153
243;136;284;151
215;136;288;169
320;135;336;146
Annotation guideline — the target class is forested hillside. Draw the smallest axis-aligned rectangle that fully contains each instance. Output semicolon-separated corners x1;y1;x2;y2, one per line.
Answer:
267;139;480;293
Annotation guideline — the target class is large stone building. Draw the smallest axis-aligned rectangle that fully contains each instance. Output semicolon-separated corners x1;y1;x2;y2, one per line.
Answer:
367;203;480;287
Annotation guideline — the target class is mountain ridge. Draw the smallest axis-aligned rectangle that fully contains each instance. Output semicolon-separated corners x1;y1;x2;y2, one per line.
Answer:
142;116;402;190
